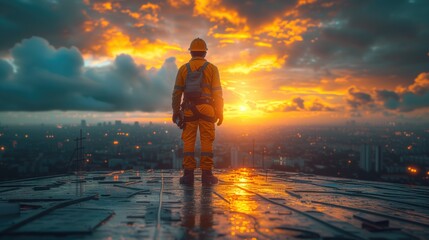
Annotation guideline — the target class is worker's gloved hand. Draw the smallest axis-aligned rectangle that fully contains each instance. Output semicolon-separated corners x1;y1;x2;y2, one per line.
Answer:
172;112;179;124
173;112;185;129
216;114;223;126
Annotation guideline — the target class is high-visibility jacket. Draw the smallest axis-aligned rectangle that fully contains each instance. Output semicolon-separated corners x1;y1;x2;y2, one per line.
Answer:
172;57;223;119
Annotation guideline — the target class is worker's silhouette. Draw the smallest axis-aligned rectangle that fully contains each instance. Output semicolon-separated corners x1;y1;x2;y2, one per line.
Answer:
172;38;224;185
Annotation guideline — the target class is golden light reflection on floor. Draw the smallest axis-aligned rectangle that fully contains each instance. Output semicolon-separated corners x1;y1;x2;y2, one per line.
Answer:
228;168;261;237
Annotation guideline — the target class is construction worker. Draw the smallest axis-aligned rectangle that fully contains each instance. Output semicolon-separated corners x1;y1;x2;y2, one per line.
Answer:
172;38;224;186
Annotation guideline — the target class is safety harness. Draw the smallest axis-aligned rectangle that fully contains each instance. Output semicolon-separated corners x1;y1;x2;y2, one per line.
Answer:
182;62;216;123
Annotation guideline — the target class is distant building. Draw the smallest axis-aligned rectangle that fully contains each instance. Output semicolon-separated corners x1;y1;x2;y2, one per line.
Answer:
81;120;87;128
172;150;181;169
359;144;383;173
231;146;239;168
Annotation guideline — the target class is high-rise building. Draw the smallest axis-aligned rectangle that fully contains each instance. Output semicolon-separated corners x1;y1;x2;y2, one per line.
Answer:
172;150;181;169
360;145;371;172
231;146;239;168
81;119;87;128
359;144;383;173
374;145;382;173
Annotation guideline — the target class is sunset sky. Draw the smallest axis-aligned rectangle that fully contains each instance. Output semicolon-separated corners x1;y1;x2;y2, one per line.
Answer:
0;0;428;126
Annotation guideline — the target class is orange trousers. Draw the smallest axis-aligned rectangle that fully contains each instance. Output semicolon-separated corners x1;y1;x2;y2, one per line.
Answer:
182;103;215;170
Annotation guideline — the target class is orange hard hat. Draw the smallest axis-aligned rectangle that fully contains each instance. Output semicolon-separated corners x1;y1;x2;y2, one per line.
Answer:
188;38;208;51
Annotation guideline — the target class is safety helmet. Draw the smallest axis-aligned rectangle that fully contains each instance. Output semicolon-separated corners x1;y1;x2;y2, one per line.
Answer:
188;38;208;51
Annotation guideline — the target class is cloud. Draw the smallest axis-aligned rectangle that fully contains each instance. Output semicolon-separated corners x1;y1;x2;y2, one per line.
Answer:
225;54;286;74
309;100;335;112
261;97;335;112
0;0;87;52
400;91;429;112
348;73;429;113
0;59;13;81
408;72;429;95
0;37;176;112
375;90;400;110
287;0;429;86
397;73;429;112
293;97;305;109
347;88;373;109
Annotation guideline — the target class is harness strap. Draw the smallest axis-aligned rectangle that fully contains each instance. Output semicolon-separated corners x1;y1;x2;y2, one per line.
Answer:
189;103;215;123
186;63;192;73
186;62;210;73
182;99;215;123
199;62;210;72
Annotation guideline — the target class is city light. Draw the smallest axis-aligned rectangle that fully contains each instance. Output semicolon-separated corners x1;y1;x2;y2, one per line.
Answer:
0;146;5;151
408;166;418;174
113;140;119;145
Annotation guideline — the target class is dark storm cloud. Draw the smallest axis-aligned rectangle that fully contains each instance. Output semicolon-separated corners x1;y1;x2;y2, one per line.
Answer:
0;59;13;80
0;0;87;52
292;97;305;109
282;97;335;112
309;101;335;112
375;90;400;110
0;37;176;112
347;88;373;109
287;0;429;86
347;72;429;112
400;92;429;112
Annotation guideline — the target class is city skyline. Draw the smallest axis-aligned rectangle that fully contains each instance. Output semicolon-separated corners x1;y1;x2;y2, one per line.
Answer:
1;0;429;125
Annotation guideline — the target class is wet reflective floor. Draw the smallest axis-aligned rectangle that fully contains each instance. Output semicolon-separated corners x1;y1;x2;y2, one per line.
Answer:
1;169;429;239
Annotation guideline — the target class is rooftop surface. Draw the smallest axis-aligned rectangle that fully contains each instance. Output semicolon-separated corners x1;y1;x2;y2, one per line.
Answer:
1;169;429;239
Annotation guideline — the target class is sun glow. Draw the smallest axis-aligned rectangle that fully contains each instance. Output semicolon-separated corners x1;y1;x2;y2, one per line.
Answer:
239;105;248;112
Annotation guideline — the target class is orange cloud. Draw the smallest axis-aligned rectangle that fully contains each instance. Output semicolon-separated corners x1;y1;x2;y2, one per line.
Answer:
83;18;110;32
226;55;286;74
257;17;317;45
168;0;192;8
93;2;115;13
85;26;183;68
194;0;251;42
254;41;272;48
278;85;346;98
298;0;318;6
121;9;141;20
408;72;429;94
194;0;246;26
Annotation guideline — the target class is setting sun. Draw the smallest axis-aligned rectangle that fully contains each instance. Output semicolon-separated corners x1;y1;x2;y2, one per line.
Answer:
239;105;248;112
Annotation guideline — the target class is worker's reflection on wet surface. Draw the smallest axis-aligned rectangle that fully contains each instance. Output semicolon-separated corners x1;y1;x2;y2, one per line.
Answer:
182;187;196;238
199;186;214;239
181;186;215;239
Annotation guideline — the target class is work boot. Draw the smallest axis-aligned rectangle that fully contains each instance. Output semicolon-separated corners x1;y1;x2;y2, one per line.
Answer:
202;170;218;186
180;169;194;185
